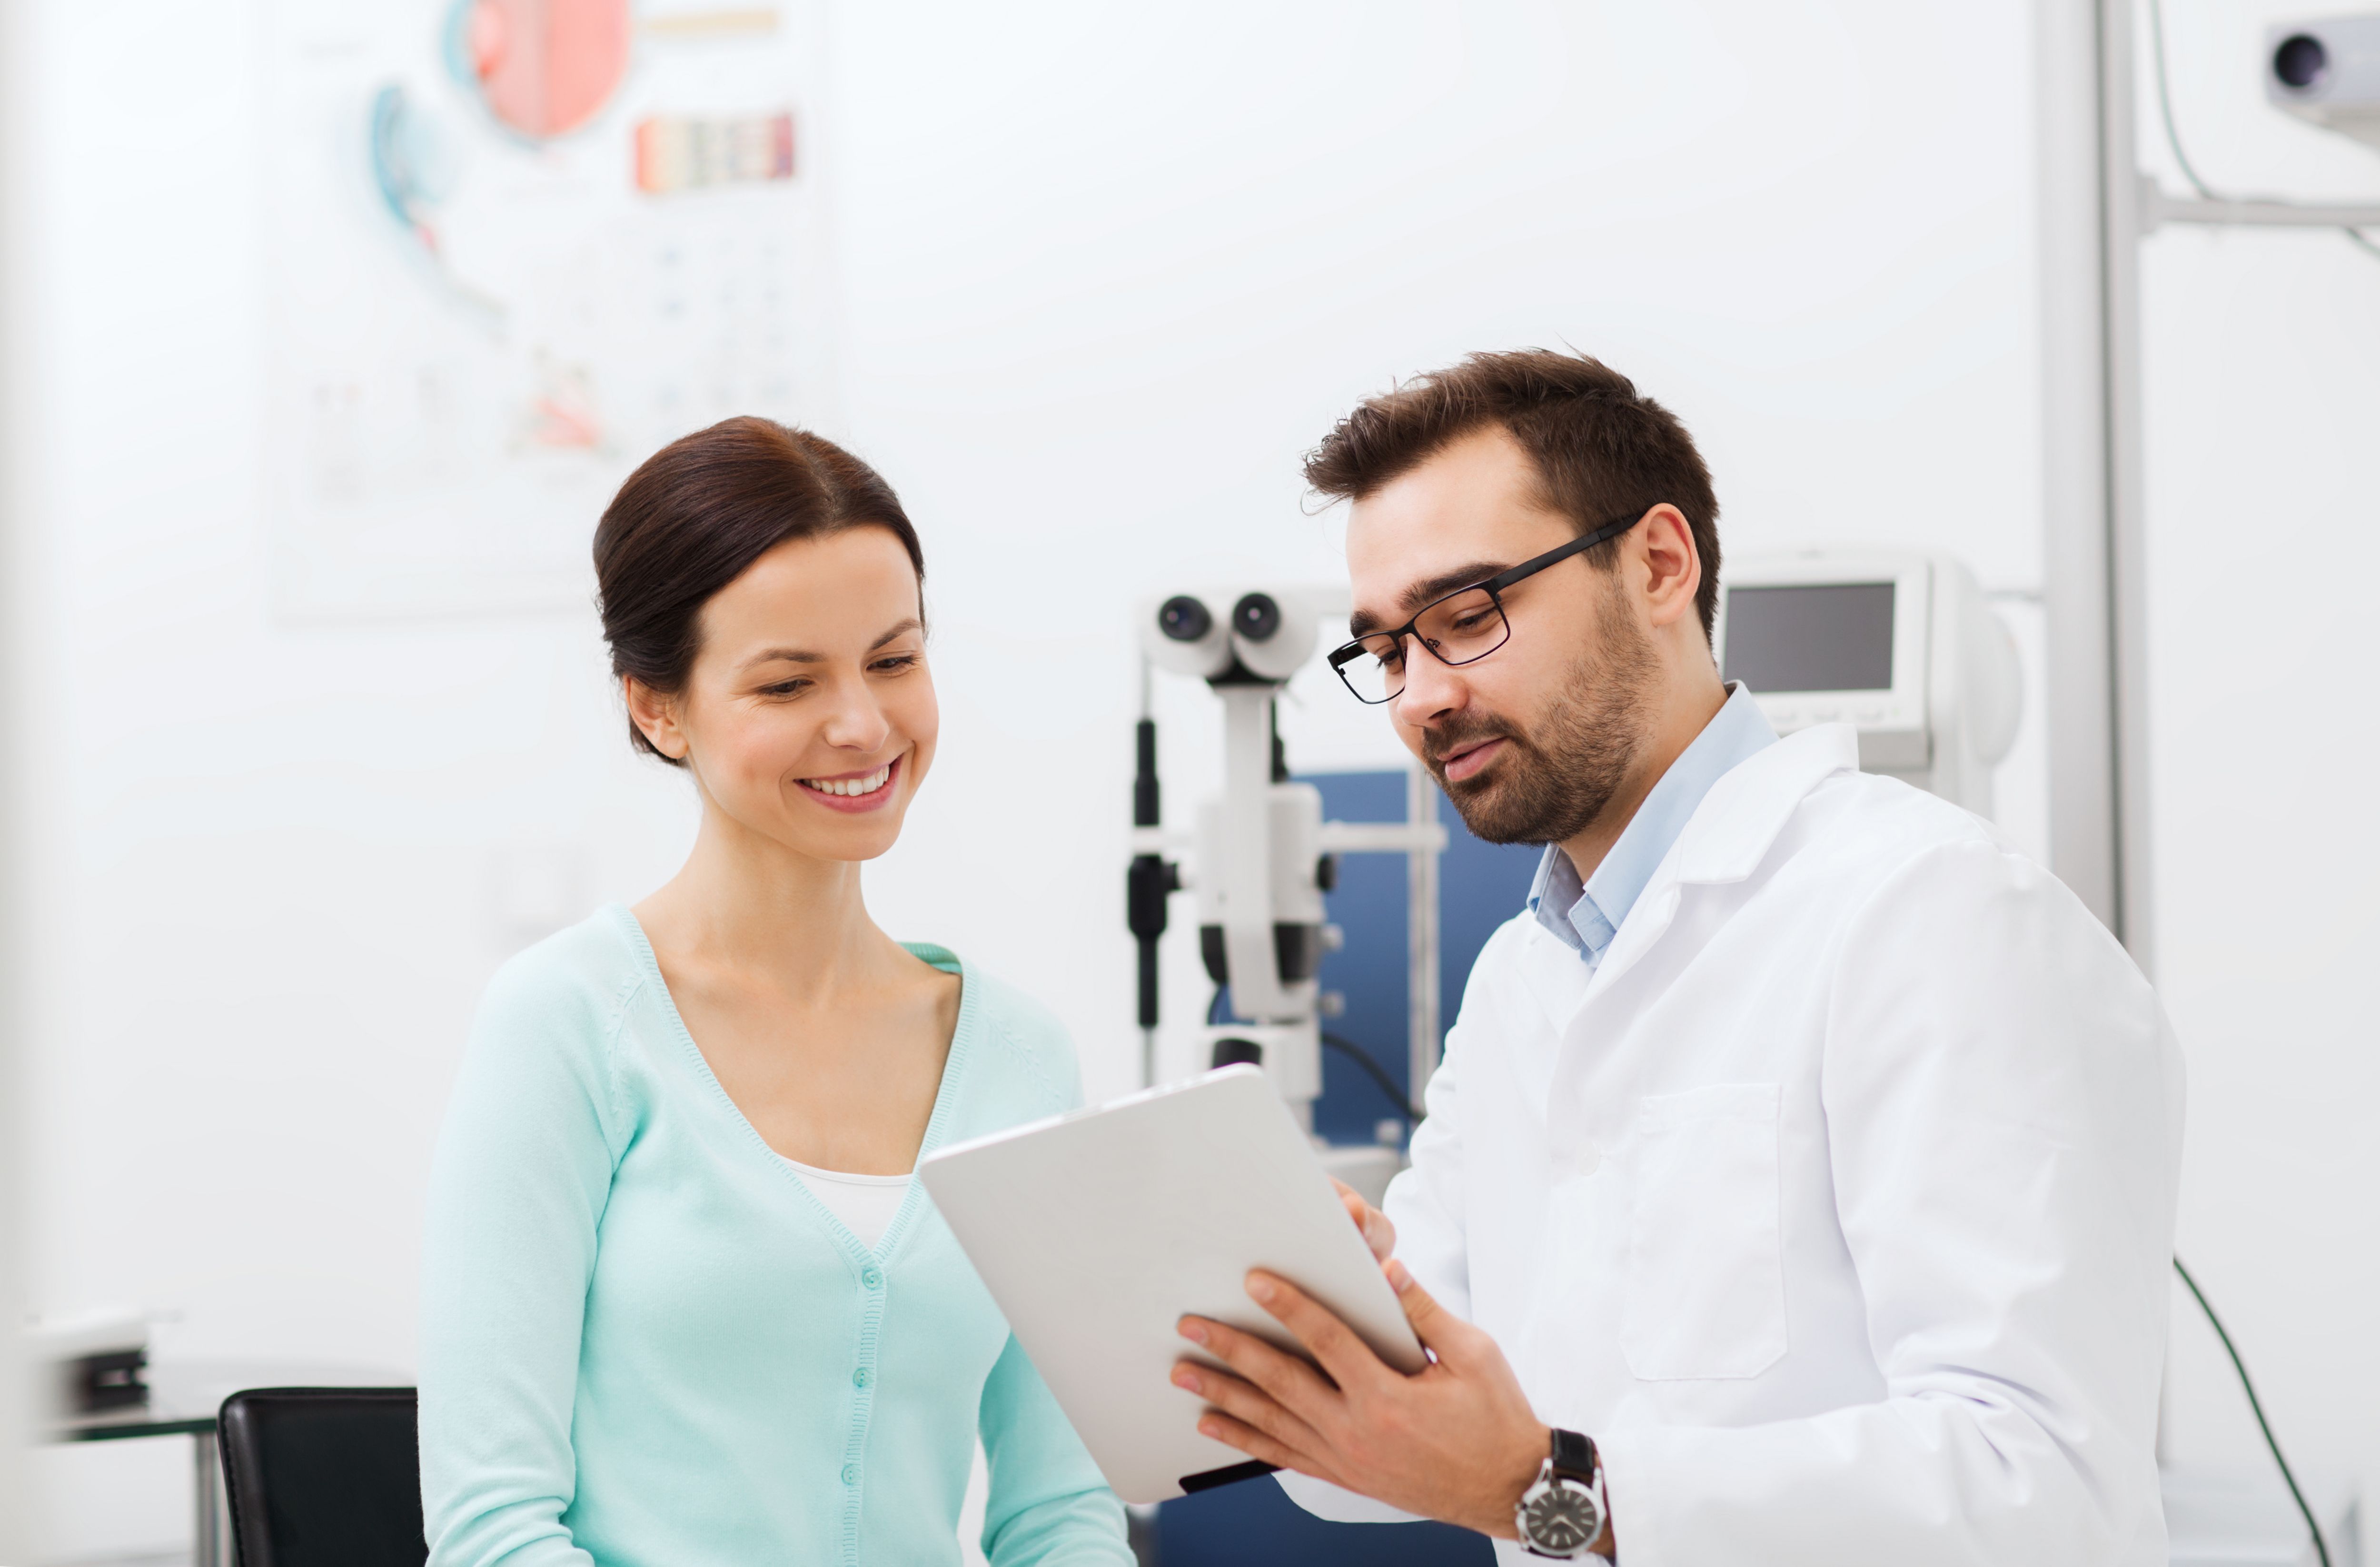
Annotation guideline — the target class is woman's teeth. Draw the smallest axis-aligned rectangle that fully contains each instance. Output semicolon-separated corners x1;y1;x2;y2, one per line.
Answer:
802;764;891;798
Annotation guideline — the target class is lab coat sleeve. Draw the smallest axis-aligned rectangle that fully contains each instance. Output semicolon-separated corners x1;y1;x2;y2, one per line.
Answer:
975;1333;1135;1566
1594;838;2185;1567
417;959;621;1567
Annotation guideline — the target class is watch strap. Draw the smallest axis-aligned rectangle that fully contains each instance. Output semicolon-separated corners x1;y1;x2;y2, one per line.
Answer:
1549;1428;1598;1485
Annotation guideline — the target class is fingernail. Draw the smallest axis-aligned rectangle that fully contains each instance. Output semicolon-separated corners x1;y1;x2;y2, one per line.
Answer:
1248;1274;1276;1304
1173;1368;1201;1393
1388;1260;1413;1293
1198;1418;1220;1438
1179;1320;1208;1345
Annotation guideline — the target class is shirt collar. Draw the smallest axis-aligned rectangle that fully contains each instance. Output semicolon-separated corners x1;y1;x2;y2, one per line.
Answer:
1526;682;1778;961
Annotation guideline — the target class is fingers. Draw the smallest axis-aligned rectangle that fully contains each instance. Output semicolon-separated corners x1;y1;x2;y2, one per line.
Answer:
1386;1258;1479;1361
1171;1359;1333;1471
1331;1179;1396;1262
1243;1271;1391;1394
1188;1407;1338;1484
1177;1313;1341;1418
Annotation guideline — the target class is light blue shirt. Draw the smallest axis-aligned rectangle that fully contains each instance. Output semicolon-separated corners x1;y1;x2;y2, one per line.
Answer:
1526;682;1778;971
419;906;1131;1567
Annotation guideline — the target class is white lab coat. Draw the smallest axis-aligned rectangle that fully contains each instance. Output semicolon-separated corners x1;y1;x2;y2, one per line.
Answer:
1284;723;2184;1564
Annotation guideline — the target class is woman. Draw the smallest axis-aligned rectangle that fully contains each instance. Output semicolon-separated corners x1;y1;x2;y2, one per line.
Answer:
418;418;1131;1566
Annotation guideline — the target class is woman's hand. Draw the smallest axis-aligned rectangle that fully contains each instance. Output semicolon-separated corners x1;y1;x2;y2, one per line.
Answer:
1331;1177;1396;1263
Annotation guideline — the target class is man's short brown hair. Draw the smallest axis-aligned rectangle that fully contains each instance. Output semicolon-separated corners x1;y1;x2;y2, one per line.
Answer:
1304;349;1722;641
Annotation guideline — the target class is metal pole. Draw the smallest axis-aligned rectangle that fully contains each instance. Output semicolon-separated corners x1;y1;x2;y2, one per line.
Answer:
1405;763;1440;1103
2033;0;2123;936
194;1428;223;1567
2098;0;2156;972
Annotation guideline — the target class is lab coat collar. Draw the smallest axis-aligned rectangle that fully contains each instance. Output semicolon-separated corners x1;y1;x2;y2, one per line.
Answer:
1558;722;1861;1012
1513;722;1859;1039
1672;721;1862;885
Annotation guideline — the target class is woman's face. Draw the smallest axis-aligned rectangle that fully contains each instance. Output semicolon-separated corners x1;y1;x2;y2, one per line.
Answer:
633;526;937;863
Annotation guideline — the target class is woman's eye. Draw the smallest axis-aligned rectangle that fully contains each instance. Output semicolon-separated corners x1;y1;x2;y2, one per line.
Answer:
759;679;811;697
872;653;922;674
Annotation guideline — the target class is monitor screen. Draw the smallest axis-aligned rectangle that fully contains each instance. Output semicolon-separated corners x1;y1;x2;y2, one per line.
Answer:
1720;582;1895;693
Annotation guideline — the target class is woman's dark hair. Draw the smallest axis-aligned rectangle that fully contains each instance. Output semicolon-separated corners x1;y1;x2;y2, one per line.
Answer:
594;416;925;766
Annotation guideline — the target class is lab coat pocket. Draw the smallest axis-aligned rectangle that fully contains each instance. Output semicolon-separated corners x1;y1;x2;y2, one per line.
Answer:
1620;1082;1787;1381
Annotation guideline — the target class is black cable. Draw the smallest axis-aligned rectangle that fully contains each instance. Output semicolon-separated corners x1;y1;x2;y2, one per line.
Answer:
1321;1032;1421;1123
2143;0;2380;267
2173;1256;2331;1567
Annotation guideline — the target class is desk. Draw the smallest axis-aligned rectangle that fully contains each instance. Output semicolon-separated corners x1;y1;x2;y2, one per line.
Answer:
45;1359;402;1567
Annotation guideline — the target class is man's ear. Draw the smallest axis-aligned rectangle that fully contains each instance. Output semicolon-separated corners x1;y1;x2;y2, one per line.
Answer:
624;675;691;760
1635;504;1702;631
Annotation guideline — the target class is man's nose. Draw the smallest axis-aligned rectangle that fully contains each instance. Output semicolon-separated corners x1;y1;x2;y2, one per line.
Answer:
1392;637;1465;727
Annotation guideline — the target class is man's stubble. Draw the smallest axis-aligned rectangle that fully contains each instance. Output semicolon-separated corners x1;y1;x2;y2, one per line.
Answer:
1428;575;1659;848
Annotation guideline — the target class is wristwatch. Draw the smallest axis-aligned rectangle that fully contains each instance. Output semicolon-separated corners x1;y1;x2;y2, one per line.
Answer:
1517;1428;1607;1559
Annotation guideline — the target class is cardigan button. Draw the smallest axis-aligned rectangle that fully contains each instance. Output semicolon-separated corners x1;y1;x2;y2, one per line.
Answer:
861;1266;883;1289
852;1367;871;1388
842;1462;860;1486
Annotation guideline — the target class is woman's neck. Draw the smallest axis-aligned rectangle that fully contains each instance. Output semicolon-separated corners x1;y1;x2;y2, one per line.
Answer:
635;798;888;1000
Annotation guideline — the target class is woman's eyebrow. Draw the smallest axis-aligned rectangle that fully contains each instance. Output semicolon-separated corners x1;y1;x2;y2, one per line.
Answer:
738;617;924;672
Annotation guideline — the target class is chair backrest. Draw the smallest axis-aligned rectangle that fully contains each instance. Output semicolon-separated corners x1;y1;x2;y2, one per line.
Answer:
217;1388;427;1567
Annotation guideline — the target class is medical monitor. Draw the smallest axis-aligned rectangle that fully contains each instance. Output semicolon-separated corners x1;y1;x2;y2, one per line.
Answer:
1719;582;1896;694
1715;556;1932;773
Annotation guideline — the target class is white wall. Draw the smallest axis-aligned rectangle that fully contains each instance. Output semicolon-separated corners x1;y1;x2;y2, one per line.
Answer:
23;0;2050;1557
2129;0;2380;1523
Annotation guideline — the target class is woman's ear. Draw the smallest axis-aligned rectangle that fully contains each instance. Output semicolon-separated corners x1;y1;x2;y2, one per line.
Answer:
624;674;691;760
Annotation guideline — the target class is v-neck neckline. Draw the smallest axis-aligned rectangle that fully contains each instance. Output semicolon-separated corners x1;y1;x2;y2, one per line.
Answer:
607;903;979;1262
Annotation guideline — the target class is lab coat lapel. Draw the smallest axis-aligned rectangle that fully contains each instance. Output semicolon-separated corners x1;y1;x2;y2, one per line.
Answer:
1559;724;1862;1037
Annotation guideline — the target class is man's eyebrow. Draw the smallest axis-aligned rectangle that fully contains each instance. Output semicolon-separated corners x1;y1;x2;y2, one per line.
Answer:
739;617;923;671
1347;562;1510;638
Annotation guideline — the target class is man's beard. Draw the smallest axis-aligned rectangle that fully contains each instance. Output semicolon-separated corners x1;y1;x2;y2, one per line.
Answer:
1426;593;1658;847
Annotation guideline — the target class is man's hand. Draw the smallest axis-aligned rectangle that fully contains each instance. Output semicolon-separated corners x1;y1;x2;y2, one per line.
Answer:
1330;1178;1396;1263
1172;1259;1545;1538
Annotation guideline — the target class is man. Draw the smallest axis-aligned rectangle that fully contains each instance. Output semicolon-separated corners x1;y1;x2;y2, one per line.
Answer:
1170;350;2183;1563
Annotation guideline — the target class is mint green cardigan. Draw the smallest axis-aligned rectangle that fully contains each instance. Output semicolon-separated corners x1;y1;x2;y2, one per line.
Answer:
418;905;1131;1567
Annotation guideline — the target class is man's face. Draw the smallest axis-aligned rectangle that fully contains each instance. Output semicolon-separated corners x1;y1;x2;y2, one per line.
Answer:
1343;425;1656;845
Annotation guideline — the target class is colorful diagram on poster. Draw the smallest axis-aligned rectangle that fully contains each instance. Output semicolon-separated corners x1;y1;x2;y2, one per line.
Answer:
266;0;833;619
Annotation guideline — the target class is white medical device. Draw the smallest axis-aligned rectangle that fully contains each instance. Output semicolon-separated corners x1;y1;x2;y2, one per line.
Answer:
1715;553;2022;818
2266;14;2380;150
1126;584;1444;1144
918;1064;1425;1503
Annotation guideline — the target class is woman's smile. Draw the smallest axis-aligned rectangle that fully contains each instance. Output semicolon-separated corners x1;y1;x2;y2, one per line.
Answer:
795;754;902;813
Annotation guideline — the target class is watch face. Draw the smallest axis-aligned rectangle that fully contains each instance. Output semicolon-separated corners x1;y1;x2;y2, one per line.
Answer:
1523;1482;1602;1554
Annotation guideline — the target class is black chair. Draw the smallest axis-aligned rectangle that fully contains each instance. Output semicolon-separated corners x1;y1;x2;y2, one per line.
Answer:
217;1388;427;1567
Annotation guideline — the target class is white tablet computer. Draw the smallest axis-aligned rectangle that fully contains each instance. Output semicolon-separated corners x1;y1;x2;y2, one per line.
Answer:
918;1064;1425;1504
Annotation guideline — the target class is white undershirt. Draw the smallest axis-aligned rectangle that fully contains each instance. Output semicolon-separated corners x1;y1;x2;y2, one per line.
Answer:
781;1155;911;1250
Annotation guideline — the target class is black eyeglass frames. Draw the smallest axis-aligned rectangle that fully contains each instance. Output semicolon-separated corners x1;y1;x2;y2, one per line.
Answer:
1324;509;1650;704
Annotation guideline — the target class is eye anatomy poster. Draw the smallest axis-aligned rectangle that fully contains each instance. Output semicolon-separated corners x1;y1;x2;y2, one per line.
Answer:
265;0;837;620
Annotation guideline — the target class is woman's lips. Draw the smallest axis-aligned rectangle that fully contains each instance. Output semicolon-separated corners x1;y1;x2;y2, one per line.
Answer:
795;754;903;814
1438;736;1507;784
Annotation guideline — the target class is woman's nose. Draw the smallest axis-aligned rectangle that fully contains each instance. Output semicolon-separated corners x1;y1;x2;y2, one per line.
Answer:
817;679;892;750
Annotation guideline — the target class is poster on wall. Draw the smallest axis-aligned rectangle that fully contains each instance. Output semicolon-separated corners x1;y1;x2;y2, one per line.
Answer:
264;0;838;621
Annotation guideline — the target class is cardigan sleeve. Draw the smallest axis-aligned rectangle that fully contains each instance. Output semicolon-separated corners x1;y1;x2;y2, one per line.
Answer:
976;1335;1134;1566
418;950;628;1567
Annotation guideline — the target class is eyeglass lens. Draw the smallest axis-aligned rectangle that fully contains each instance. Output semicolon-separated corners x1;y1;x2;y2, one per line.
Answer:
1339;587;1510;703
